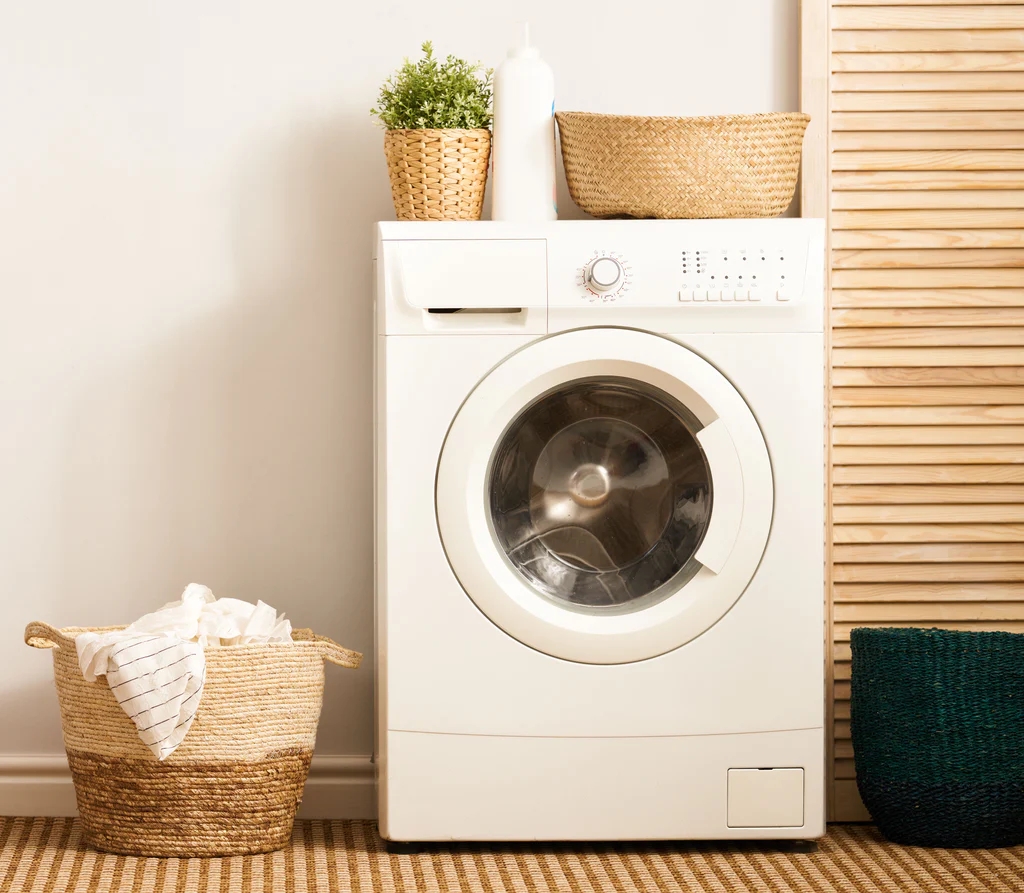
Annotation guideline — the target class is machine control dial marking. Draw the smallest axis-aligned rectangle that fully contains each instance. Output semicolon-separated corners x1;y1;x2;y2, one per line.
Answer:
577;251;631;302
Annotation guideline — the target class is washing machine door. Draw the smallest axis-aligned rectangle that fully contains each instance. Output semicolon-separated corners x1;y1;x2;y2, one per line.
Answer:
437;328;773;664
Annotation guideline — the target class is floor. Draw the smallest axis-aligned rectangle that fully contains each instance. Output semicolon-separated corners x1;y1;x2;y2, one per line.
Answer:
1;818;1022;893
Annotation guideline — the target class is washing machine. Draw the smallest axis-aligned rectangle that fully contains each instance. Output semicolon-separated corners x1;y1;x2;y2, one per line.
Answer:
373;219;825;843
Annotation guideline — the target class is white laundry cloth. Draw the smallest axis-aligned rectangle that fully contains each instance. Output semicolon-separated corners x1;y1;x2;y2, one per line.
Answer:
76;584;293;760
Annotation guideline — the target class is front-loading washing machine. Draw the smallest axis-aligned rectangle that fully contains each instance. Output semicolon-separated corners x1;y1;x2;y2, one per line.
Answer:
373;219;825;842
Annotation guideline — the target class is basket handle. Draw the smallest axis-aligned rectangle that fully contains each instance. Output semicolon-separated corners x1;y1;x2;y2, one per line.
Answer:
293;629;362;668
25;621;76;651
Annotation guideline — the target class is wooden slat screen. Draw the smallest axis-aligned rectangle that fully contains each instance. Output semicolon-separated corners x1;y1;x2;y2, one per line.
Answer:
809;0;1024;820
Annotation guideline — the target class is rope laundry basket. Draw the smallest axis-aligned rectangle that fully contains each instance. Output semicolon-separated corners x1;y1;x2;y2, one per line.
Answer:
25;621;361;857
555;111;809;219
851;627;1024;848
383;128;490;220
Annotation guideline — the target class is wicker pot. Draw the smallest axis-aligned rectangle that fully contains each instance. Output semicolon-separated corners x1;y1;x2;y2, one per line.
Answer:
383;128;490;221
556;111;809;219
26;621;361;857
851;627;1024;848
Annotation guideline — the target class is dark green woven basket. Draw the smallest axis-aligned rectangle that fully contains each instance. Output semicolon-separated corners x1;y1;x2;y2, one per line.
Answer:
851;627;1024;848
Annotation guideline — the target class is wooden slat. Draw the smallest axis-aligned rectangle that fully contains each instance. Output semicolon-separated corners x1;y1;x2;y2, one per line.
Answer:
834;482;1024;502
832;288;1024;307
833;248;1024;269
832;71;1024;90
834;443;1024;462
833;367;1024;386
833;304;1024;323
834;523;1024;542
835;503;1024;522
835;583;1024;603
833;347;1024;366
832;228;1024;248
834;90;1024;110
833;207;1024;227
833;463;1024;483
833;185;1024;206
834;542;1024;562
833;149;1024;170
832;30;1024;53
833;269;1024;287
834;6;1024;30
835;600;1024;620
832;425;1024;444
833;780;871;821
831;133;1024;152
833;109;1024;128
832;51;1024;72
834;404;1024;424
833;325;1024;345
833;561;1024;581
833;385;1024;405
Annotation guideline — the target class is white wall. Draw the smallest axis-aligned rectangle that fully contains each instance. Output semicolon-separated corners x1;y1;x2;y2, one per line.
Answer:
0;0;797;808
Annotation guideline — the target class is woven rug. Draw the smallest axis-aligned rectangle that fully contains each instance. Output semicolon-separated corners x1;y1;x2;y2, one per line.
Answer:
1;818;1023;893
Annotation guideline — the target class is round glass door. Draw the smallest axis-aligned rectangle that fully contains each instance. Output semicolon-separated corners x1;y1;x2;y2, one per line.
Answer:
489;378;712;614
435;327;773;665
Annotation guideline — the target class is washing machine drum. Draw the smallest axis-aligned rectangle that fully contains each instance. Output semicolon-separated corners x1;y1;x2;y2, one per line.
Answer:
437;328;773;665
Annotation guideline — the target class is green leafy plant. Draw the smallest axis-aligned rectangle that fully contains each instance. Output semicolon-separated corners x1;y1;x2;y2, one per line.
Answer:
371;41;493;130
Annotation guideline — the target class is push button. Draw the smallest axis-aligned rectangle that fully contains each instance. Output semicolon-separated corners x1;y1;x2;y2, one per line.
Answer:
692;289;707;302
720;290;733;302
706;290;720;302
776;290;792;302
748;290;763;302
733;289;748;302
678;290;692;302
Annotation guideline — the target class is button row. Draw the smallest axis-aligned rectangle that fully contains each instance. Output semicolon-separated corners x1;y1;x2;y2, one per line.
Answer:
678;289;792;303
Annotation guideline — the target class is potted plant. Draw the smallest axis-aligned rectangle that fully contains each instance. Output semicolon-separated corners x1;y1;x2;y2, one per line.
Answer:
372;41;493;221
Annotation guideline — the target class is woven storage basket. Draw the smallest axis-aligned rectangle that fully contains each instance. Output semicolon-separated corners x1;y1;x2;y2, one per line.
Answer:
851;627;1024;848
556;111;809;219
25;621;361;857
383;128;490;221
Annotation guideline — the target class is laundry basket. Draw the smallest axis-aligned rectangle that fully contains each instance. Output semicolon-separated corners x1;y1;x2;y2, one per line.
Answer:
851;627;1024;848
556;111;809;219
25;621;361;857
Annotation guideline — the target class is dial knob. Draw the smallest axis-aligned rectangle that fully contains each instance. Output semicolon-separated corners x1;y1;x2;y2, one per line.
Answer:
585;257;623;293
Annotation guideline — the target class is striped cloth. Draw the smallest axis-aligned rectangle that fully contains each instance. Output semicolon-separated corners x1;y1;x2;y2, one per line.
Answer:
91;635;205;760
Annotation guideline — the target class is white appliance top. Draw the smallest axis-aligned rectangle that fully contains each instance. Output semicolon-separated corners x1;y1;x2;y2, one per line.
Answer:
375;220;825;336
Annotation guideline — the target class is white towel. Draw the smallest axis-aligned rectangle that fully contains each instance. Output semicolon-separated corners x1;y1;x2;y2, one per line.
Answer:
76;584;292;760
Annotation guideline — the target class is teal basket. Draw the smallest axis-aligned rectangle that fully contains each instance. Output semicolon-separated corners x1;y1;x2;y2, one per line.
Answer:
850;627;1024;848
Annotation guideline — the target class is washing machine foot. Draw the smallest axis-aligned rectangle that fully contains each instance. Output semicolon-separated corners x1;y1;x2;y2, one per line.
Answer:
383;839;426;855
778;839;819;854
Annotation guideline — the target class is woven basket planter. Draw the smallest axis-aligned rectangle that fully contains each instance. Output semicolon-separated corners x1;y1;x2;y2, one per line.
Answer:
26;621;361;857
851;627;1024;848
383;128;490;221
555;111;809;219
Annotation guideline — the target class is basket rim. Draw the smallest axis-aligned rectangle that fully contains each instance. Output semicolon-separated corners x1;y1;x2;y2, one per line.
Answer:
39;624;325;649
555;110;810;126
383;127;491;136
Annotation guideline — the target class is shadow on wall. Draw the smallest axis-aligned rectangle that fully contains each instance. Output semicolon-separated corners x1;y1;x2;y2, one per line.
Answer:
28;114;388;755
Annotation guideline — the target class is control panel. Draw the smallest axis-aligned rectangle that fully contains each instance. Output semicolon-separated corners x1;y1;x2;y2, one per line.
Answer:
679;246;797;303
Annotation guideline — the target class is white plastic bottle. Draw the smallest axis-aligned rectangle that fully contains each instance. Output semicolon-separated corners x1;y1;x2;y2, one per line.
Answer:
491;24;557;221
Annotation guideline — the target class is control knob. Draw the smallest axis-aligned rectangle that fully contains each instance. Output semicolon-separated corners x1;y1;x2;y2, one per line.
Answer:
584;257;623;293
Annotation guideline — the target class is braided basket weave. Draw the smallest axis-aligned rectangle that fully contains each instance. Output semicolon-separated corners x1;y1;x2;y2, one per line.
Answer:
851;627;1024;848
383;128;490;220
556;111;809;219
25;621;361;857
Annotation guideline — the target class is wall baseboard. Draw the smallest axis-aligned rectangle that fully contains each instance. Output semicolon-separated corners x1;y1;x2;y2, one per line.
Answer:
0;754;376;820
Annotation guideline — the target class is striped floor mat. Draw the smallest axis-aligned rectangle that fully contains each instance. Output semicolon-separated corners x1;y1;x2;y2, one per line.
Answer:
1;818;1022;892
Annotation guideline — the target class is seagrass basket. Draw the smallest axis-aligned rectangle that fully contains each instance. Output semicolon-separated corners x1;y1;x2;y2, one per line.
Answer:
25;621;361;857
383;128;490;220
556;111;809;219
851;627;1024;848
